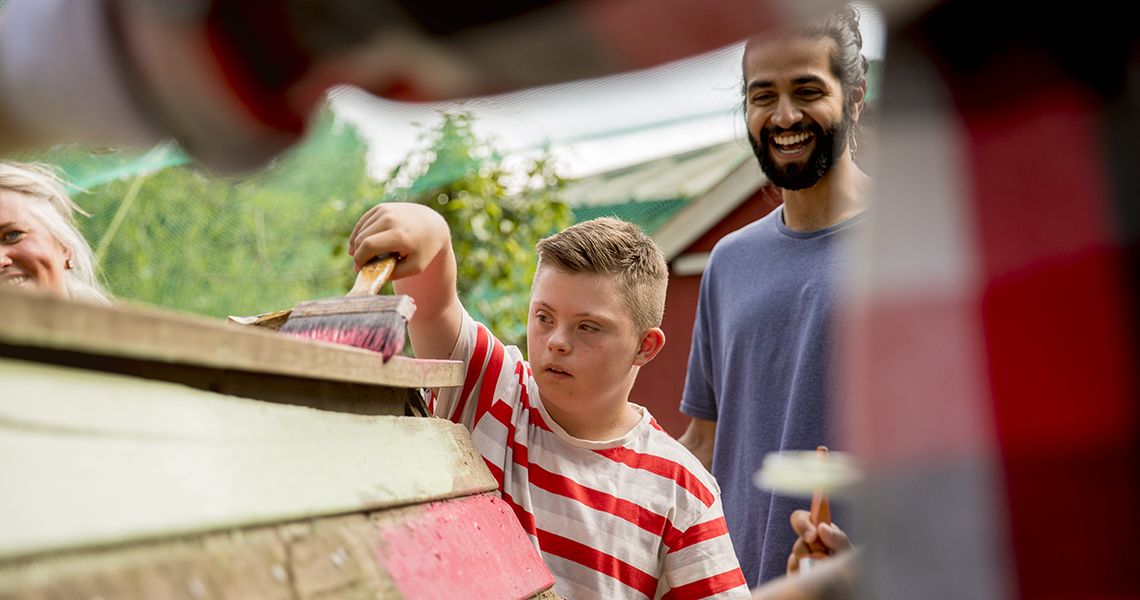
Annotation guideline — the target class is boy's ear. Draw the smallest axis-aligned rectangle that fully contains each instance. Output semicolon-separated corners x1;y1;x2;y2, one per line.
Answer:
633;327;666;366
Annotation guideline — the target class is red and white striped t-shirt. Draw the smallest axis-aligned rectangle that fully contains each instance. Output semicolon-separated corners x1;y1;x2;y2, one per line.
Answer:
431;312;749;599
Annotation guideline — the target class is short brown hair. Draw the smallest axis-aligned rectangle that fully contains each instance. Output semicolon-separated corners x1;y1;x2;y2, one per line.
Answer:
535;217;667;333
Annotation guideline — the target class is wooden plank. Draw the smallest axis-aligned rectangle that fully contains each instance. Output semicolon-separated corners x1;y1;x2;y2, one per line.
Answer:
0;359;497;561
369;495;553;599
0;496;554;600
1;343;418;416
0;527;295;600
0;287;462;390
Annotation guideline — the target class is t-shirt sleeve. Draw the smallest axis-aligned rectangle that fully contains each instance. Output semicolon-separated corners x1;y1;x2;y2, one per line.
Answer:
430;309;525;433
680;267;719;422
659;497;750;599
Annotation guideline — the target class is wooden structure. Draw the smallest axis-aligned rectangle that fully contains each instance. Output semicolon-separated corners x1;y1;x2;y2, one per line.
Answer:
0;287;555;599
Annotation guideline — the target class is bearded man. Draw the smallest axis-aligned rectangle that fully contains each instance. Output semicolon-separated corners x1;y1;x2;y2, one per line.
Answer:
677;5;871;587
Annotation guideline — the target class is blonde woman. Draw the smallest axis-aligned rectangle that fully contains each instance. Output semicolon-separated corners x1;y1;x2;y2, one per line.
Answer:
0;161;108;303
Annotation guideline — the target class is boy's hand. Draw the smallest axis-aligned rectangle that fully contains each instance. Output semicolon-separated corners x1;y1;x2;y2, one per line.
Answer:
348;202;450;281
787;509;852;575
347;202;461;361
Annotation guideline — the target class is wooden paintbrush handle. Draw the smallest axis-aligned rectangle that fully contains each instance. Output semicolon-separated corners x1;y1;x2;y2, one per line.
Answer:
348;254;397;297
810;446;832;526
810;488;832;527
801;446;832;573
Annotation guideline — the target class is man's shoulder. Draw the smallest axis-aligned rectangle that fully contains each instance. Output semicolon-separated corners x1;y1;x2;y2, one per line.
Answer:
712;208;783;254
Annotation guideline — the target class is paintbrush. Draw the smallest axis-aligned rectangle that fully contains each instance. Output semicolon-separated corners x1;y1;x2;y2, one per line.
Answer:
277;254;416;362
800;446;832;573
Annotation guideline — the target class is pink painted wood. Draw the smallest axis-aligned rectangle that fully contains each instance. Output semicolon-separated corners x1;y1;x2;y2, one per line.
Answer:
374;494;554;599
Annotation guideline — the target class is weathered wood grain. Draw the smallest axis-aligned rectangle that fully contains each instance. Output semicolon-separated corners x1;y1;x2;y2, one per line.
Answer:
0;287;461;390
0;359;496;561
0;496;553;600
2;342;420;415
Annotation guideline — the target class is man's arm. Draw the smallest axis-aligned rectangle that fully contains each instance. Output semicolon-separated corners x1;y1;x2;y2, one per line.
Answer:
678;417;717;471
348;202;462;360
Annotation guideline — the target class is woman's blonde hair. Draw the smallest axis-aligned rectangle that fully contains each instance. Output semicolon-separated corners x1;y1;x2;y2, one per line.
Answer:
0;161;109;303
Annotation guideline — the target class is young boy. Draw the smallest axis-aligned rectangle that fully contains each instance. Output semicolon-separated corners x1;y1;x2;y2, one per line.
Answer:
348;203;749;599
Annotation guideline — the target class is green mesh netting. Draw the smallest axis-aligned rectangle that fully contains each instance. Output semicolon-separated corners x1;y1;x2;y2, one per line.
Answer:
18;111;382;319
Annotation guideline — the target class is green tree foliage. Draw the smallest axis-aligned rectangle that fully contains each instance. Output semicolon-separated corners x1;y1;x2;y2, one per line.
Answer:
376;112;571;348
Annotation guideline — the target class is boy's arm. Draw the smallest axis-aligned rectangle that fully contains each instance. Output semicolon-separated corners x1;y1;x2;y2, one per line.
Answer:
348;202;462;360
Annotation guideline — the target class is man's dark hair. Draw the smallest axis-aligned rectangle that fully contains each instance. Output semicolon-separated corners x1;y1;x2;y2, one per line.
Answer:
741;5;870;152
802;5;869;101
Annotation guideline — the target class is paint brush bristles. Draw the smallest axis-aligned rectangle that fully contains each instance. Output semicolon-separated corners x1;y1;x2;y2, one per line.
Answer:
279;295;415;362
278;254;415;362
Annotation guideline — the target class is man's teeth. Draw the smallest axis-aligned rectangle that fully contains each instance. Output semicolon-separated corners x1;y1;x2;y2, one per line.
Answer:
773;132;810;146
3;276;28;286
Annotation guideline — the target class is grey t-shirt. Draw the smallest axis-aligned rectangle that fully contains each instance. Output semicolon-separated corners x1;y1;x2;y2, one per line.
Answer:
681;205;865;587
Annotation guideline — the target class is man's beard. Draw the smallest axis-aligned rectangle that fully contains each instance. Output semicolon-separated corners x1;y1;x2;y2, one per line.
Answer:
749;107;853;191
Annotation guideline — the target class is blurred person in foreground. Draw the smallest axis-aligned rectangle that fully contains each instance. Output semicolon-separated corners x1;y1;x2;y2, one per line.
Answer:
0;0;783;173
0;162;109;303
677;5;870;587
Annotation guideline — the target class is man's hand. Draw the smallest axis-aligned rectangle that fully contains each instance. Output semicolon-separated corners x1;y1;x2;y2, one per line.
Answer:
787;509;852;575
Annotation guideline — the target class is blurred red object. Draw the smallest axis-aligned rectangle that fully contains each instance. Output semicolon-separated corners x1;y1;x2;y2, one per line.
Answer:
0;0;786;171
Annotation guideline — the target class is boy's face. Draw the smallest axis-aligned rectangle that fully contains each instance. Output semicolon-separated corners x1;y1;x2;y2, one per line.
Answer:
527;266;648;416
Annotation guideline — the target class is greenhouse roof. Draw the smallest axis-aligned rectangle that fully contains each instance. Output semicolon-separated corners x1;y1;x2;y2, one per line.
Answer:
562;140;753;234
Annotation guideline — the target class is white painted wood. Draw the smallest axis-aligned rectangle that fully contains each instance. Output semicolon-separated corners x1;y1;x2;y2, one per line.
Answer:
0;359;496;560
0;287;462;390
653;158;766;261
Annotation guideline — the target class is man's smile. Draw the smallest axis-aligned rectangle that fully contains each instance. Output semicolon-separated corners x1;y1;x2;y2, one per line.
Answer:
771;131;814;156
